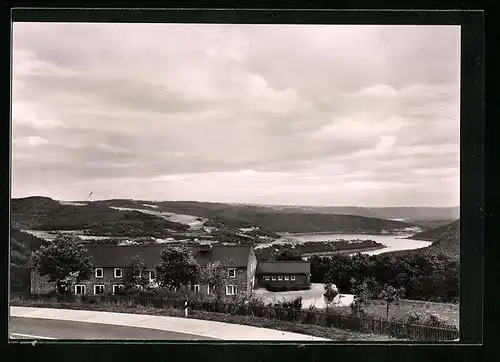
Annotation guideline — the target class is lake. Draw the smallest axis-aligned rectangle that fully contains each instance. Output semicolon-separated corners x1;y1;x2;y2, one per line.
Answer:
259;233;432;255
24;229;432;255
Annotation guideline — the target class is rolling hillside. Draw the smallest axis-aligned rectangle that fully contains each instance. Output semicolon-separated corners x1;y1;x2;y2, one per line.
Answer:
410;219;460;242
13;197;419;236
11;197;189;237
88;200;458;222
384;219;460;259
89;199;416;234
213;212;415;234
368;207;459;222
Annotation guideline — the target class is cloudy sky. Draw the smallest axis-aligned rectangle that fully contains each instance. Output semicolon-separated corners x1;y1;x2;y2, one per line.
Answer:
11;23;460;207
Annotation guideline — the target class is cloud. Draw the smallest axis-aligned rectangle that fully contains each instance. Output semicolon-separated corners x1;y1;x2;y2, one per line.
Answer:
11;23;460;206
13;136;50;147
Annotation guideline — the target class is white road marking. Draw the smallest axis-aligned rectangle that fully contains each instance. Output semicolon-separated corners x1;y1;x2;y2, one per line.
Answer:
10;333;55;339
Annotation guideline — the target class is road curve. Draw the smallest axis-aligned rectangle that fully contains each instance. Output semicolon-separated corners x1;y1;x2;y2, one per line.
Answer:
10;317;218;340
11;307;330;341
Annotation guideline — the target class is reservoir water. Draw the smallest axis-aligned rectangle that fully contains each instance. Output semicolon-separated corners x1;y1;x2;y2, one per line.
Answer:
259;233;432;255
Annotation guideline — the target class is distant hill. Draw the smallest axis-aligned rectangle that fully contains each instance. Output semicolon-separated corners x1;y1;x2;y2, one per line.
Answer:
215;211;415;234
384;219;460;259
367;207;459;222
14;197;419;235
12;196;62;214
64;199;459;225
89;200;415;234
425;219;460;258
410;219;460;242
235;204;387;219
11;197;189;237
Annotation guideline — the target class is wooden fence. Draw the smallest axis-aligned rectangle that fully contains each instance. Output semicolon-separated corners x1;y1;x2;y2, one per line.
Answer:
11;293;459;341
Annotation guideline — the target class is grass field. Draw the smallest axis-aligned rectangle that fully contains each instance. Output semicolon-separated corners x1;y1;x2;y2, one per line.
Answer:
253;284;459;326
363;299;459;326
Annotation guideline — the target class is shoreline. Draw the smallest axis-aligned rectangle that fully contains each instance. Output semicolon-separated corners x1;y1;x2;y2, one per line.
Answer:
406;237;437;242
278;231;416;237
301;245;387;257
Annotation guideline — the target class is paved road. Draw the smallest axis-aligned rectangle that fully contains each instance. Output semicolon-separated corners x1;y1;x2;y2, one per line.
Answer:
10;317;218;340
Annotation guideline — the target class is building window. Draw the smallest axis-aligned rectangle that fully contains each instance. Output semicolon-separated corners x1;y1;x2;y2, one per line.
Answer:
114;268;123;278
112;285;124;294
272;276;276;281
284;276;289;281
75;285;86;295
291;276;296;281
265;276;270;281
226;285;237;296
94;285;105;295
95;268;103;278
278;276;283;281
228;268;236;278
194;285;200;293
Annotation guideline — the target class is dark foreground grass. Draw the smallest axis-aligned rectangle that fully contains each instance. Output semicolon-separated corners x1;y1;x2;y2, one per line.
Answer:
10;298;398;341
330;300;459;327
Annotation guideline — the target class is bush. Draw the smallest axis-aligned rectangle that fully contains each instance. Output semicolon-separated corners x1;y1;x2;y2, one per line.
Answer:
350;301;368;317
268;297;302;310
323;283;339;304
393;311;454;328
81;295;100;304
401;311;422;324
423;313;449;327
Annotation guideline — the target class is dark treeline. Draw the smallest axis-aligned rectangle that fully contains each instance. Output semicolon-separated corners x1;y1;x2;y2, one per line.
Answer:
10;228;47;293
310;252;459;303
255;240;384;261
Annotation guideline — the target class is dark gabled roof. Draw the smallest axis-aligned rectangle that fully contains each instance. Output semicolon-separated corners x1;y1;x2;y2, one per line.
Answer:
83;244;252;268
256;261;310;275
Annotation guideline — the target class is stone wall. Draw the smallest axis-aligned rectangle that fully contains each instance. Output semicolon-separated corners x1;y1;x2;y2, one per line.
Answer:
31;265;248;299
31;266;157;295
191;266;249;299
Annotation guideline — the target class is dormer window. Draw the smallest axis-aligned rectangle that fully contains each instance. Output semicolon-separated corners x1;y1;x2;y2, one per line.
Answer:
95;268;103;278
228;268;236;278
114;268;123;278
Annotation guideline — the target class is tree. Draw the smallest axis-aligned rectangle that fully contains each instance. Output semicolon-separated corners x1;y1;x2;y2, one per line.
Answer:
155;246;200;289
10;236;27;292
123;255;150;292
379;284;406;319
349;277;380;316
275;249;302;261
32;235;93;294
199;261;226;299
323;254;355;291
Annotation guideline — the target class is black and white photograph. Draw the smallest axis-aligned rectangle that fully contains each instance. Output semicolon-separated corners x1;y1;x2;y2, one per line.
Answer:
10;21;461;342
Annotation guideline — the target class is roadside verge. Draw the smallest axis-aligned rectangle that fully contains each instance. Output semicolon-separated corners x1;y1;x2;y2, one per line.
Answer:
10;306;330;341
